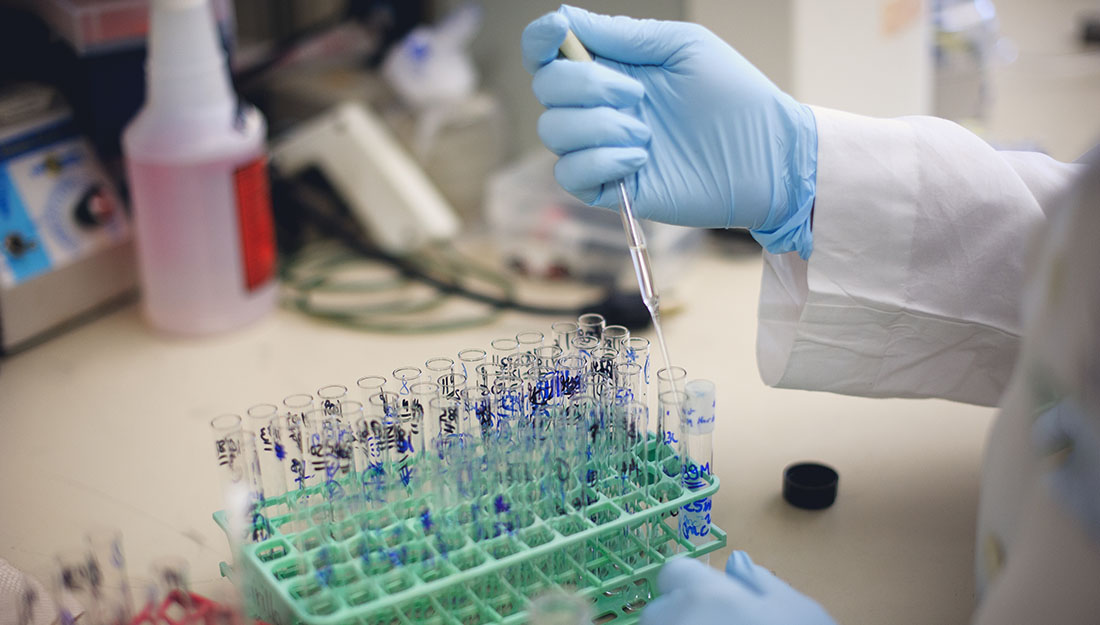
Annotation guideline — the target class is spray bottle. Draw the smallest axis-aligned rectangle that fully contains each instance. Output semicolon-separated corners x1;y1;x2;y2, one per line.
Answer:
123;0;276;335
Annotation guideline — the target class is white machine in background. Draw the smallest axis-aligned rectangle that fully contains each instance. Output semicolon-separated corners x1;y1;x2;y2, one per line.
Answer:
270;102;460;255
0;85;135;353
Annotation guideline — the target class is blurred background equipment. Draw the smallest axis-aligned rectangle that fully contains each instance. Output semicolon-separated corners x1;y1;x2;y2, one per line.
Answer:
271;102;459;256
0;83;134;353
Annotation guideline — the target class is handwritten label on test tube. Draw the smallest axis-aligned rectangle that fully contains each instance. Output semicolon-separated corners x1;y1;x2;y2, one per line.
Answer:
680;380;716;553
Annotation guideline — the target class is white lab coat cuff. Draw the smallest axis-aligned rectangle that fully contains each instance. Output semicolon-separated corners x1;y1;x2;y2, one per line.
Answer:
757;107;1025;406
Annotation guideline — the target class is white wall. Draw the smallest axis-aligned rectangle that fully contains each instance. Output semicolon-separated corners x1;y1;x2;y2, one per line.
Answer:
687;0;933;117
984;0;1100;160
435;0;687;159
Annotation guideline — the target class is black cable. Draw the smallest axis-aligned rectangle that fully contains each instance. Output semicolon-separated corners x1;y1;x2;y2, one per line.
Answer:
272;167;653;329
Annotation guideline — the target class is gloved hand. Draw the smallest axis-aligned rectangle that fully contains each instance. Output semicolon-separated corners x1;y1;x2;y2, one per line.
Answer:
639;552;838;625
522;6;818;258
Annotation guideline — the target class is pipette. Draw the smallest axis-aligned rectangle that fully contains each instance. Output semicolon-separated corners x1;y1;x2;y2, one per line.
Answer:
558;31;679;384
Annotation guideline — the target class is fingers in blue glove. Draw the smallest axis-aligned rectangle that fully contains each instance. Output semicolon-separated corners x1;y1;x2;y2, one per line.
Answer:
724;550;773;595
656;557;730;594
521;11;568;74
553;147;647;207
559;5;704;65
538;107;651;156
532;60;644;108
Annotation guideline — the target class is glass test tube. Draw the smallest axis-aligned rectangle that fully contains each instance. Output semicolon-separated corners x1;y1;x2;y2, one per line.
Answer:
55;549;99;625
424;357;454;380
247;403;288;509
149;556;194;618
655;389;688;556
557;354;587;400
515;330;545;354
210;414;247;511
475;362;502;392
239;431;272;541
490;337;518;368
391;366;422;398
356;376;387;404
316;384;348;416
624;336;650;370
456;348;487;383
411;381;441;454
656;366;688;446
602;324;630;354
534;344;563;368
614;362;643;406
680;379;716;561
364;392;398;505
572;334;600;361
85;528;133;625
550;320;579;353
281;394;313;491
577;312;606;340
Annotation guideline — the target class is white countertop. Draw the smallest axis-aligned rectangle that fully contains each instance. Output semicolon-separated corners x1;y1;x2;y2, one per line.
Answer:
0;249;995;625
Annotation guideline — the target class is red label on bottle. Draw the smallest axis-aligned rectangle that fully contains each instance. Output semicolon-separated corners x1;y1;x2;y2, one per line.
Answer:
234;157;276;292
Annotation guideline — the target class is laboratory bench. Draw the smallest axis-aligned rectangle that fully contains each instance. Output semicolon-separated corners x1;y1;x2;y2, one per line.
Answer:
0;249;995;625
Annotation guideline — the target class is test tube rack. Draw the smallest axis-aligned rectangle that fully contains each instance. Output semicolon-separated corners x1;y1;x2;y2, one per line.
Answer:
213;440;724;625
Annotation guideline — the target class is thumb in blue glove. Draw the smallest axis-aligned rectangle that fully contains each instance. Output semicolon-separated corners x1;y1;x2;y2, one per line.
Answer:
639;553;838;625
521;6;818;259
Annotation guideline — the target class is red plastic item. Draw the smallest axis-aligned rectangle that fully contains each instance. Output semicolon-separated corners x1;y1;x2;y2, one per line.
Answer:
130;591;269;625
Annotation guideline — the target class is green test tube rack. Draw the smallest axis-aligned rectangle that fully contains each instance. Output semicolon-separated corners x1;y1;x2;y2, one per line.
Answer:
214;437;725;625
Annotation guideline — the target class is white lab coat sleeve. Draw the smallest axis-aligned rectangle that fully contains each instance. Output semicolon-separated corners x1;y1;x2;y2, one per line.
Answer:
756;107;1082;406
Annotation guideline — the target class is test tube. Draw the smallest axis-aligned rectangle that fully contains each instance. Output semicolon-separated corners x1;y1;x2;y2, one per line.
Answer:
680;379;716;561
655;367;688;446
424;357;455;379
356;376;387;404
247;403;288;509
149;557;194;619
602;324;630;354
572;334;600;361
589;347;618;400
577;312;606;340
656;389;688;556
364;392;399;504
475;362;503;392
623;336;651;388
550;321;579;353
210;414;246;507
557;354;587;399
281;394;313;491
428;396;463;442
85;528;133;625
463;386;495;442
534;344;563;368
437;371;467;401
55;549;98;625
239;431;272;542
490;337;518;368
316;384;348;417
456;348;487;382
391;366;422;398
411;381;441;453
614;362;643;406
515;330;545;354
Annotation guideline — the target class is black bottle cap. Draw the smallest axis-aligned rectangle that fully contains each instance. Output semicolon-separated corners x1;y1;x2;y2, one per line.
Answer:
783;462;839;510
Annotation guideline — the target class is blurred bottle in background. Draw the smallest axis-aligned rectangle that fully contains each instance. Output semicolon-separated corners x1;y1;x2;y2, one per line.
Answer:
123;0;276;335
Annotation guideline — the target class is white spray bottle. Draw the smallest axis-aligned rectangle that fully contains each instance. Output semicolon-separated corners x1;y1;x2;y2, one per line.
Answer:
123;0;276;335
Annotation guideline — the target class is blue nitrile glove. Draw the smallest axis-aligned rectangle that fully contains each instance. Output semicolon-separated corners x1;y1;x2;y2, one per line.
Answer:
639;553;838;625
522;6;818;259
